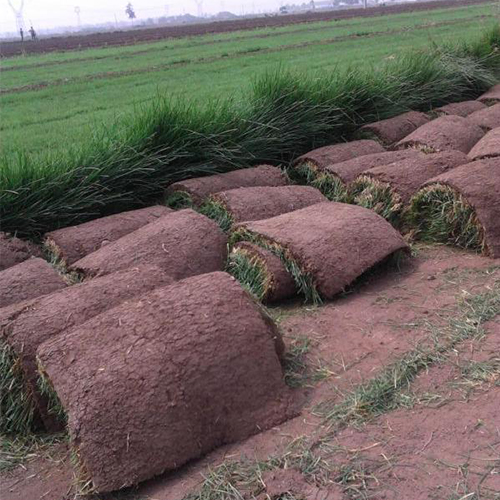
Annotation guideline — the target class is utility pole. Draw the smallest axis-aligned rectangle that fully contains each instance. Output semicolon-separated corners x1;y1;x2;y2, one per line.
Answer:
7;0;25;33
194;0;203;17
74;6;81;29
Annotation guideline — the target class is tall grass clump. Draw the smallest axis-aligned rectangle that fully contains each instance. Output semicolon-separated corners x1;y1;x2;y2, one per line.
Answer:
2;25;500;238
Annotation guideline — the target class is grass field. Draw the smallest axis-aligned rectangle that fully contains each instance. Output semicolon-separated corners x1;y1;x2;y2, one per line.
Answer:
1;2;498;158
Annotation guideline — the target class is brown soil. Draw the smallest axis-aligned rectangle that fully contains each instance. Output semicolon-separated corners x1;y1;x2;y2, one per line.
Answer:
0;257;66;308
0;265;174;431
44;205;172;265
468;102;500;131
0;232;42;272
231;241;297;302
357;150;469;203
235;202;408;299
0;0;488;58
210;185;326;225
468;126;500;160
433;99;487;117
477;82;500;105
423;157;500;257
357;111;430;146
2;246;499;500
322;149;422;184
71;209;227;278
37;272;295;493
396;115;485;153
293;140;385;170
166;165;288;206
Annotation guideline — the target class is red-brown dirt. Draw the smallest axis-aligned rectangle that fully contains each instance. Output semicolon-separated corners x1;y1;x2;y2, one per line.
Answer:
0;232;42;272
37;272;295;493
0;0;489;58
355;150;469;203
396;115;485;153
357;111;430;146
44;205;172;265
0;257;66;308
293;140;385;170
477;82;500;105
71;209;227;278
209;185;327;226
3;245;498;500
468;103;500;131
433;100;487;117
468;126;500;160
166;165;288;206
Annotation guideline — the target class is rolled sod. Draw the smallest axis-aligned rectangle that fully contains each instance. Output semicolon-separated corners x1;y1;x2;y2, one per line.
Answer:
350;151;469;225
71;209;227;279
200;185;327;231
0;232;42;272
228;242;296;302
433;100;486;118
290;140;386;201
36;271;294;493
165;165;288;208
0;257;67;309
396;115;484;154
0;266;174;434
356;111;430;146
468;127;500;161
477;83;500;105
467;103;500;131
231;202;409;303
303;150;422;201
409;158;500;256
45;205;172;266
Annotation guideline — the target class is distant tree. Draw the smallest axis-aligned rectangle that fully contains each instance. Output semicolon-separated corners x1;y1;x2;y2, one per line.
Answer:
125;3;136;19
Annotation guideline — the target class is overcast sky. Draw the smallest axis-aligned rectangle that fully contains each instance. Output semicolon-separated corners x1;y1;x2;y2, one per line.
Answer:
1;0;284;32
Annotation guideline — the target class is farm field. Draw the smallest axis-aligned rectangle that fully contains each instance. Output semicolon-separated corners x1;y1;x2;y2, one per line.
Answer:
0;1;498;157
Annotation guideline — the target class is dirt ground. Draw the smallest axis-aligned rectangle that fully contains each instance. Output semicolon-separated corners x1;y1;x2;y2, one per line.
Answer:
0;0;491;58
2;243;499;500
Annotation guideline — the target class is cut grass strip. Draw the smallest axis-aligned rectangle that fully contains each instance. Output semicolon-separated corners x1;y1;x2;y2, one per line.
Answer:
407;184;485;252
351;175;403;225
0;340;35;435
165;190;194;209
226;248;270;301
198;198;234;232
231;228;321;304
291;162;350;202
315;279;500;427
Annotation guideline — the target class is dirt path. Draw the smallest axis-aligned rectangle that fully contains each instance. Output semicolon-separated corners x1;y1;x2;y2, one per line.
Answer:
0;0;492;58
2;244;498;500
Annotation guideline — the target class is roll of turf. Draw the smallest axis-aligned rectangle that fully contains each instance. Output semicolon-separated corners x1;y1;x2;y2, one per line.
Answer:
165;165;288;208
409;158;500;257
36;272;294;494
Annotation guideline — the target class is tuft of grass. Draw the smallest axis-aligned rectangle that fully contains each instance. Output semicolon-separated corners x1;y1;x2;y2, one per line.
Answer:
0;432;67;473
231;229;321;304
165;190;194;209
408;184;485;252
283;336;312;388
199;198;234;232
227;248;271;301
36;367;67;426
351;175;403;225
0;340;35;435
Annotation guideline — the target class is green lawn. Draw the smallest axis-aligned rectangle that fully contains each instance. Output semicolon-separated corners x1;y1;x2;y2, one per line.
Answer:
1;2;497;157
